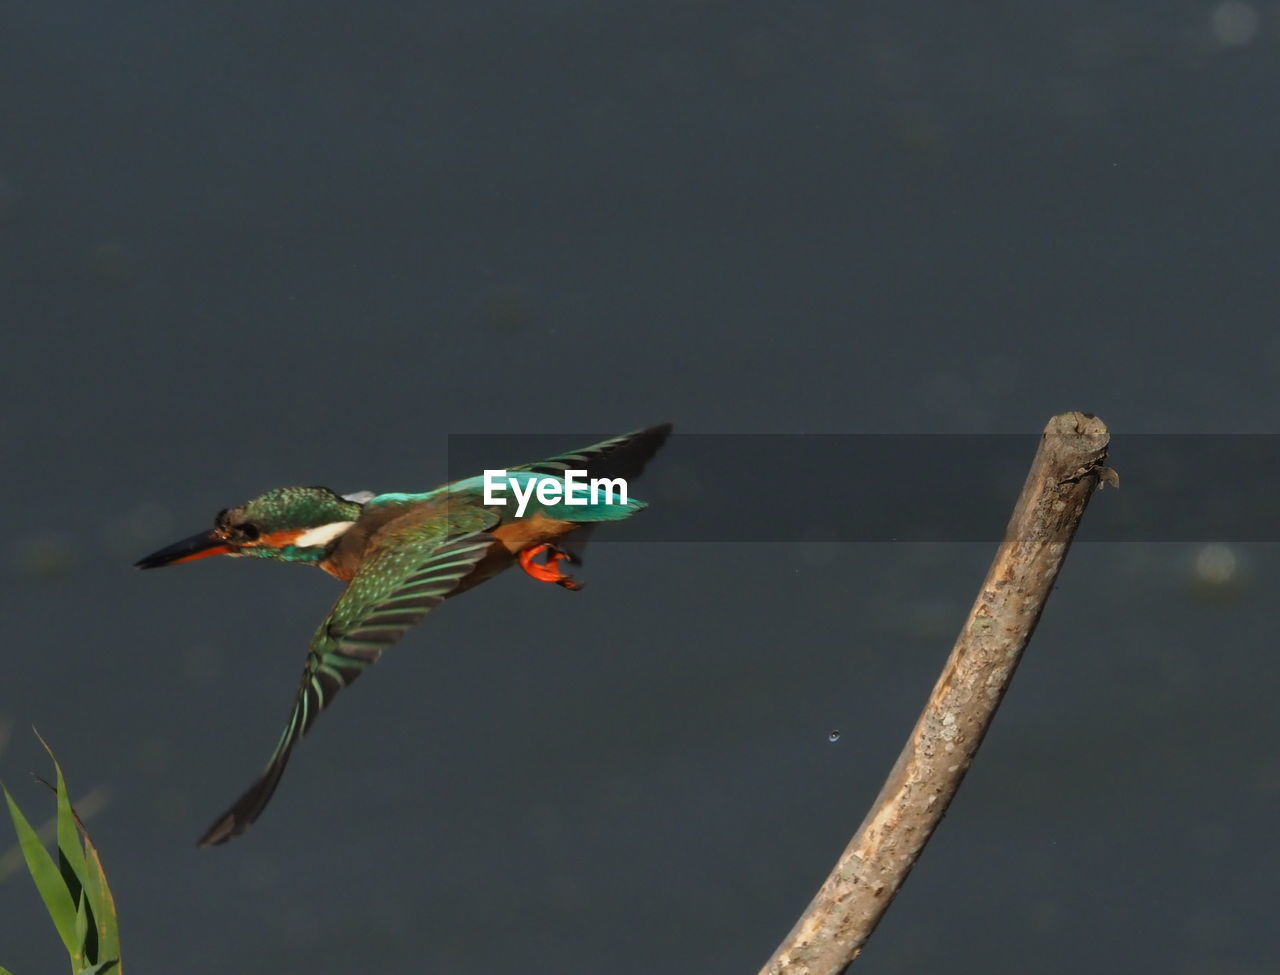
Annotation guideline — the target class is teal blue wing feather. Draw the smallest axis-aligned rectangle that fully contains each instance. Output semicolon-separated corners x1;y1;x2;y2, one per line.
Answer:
380;424;671;515
197;525;496;846
511;424;669;555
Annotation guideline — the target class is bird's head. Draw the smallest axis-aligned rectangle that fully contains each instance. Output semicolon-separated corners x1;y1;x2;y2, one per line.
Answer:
135;486;367;569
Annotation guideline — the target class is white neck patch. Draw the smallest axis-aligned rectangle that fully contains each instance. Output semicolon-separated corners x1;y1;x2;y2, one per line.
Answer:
293;521;356;548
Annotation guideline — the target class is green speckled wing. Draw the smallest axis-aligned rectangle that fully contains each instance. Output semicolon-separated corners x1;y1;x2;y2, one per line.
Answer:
197;524;497;847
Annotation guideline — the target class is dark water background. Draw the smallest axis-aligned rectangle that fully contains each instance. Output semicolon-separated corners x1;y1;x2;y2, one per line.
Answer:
2;3;1277;973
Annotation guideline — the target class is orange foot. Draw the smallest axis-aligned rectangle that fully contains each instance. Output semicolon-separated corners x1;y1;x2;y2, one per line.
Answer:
518;543;583;591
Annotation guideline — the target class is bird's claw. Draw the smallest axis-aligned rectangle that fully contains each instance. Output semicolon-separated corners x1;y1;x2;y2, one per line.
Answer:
518;543;583;590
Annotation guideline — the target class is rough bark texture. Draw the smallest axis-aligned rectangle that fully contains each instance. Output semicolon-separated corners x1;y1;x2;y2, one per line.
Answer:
759;412;1112;975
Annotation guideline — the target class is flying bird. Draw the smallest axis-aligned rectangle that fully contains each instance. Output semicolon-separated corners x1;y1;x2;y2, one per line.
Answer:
136;424;671;846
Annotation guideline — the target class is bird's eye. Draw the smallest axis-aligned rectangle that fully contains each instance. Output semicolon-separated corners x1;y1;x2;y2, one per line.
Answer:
238;524;260;541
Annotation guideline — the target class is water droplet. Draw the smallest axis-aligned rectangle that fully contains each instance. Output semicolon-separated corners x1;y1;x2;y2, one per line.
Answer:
828;730;841;743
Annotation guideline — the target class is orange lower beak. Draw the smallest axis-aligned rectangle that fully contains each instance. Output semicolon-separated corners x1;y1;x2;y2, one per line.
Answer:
135;530;232;569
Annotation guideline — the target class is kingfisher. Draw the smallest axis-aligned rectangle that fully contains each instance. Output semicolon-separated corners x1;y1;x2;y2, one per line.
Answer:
136;424;670;847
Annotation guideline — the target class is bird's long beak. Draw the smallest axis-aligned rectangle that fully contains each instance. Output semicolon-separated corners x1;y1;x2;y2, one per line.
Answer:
135;530;232;569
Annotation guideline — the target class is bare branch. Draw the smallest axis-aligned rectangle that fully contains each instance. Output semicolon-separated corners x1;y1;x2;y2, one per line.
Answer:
759;411;1112;975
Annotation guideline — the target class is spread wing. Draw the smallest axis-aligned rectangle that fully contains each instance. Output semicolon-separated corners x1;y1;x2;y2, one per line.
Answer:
510;423;672;561
197;527;496;846
511;423;671;481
